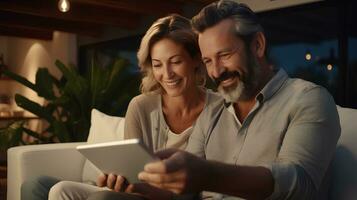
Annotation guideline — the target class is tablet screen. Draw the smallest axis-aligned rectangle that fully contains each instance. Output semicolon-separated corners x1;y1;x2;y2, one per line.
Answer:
77;139;155;183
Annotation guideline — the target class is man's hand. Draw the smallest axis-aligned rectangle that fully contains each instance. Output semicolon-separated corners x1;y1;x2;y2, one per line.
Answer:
126;183;174;200
96;173;129;192
138;148;208;194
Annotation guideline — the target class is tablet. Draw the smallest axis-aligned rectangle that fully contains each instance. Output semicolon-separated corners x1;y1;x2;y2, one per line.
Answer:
76;139;156;183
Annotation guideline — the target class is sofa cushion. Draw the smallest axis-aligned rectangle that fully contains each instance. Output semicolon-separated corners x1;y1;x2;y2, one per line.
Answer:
81;109;125;184
330;106;357;199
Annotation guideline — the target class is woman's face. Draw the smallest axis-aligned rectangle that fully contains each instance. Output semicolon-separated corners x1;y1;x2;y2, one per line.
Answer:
150;38;198;97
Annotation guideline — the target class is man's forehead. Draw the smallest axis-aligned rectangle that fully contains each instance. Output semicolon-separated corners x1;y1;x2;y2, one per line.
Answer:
198;19;239;55
199;19;236;40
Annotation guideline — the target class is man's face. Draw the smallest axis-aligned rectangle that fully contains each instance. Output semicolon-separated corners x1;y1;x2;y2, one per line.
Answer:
198;19;261;102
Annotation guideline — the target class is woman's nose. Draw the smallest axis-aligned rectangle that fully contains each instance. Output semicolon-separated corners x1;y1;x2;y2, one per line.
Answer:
163;64;174;78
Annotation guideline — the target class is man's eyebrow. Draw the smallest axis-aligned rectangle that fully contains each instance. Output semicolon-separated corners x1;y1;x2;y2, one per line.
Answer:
169;55;182;59
201;56;209;61
217;47;234;54
201;48;232;60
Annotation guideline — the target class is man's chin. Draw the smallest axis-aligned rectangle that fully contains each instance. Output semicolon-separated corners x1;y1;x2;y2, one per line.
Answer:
218;83;244;103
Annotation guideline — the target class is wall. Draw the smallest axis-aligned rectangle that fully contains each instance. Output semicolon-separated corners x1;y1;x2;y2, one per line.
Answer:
0;31;77;112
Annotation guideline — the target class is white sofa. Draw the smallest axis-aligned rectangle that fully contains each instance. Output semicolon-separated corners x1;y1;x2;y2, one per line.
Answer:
7;142;86;200
7;109;125;200
329;106;357;199
7;106;357;200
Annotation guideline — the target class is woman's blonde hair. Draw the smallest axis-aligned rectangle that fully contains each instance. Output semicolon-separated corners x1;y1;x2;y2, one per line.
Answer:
137;14;206;94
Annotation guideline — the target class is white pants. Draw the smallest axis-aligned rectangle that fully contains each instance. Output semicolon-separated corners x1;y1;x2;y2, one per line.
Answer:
49;181;109;200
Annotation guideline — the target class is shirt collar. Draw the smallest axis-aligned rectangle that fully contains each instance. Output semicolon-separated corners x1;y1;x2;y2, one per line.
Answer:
259;68;288;102
223;68;288;107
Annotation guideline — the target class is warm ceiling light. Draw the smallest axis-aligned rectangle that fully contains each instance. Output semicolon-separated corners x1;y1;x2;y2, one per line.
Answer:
327;64;333;71
305;53;312;61
58;0;70;12
305;50;312;61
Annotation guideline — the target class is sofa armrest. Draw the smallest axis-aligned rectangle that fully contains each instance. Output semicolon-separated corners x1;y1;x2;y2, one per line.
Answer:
7;142;86;200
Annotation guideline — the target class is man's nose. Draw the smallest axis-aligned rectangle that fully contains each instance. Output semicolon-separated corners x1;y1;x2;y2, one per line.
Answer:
210;60;223;79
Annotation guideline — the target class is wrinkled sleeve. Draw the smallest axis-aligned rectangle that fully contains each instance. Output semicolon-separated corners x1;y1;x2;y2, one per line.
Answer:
124;97;143;140
267;87;340;199
186;96;225;158
186;116;207;158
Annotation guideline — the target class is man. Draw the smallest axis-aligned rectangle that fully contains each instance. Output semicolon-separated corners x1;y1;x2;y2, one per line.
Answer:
137;0;341;199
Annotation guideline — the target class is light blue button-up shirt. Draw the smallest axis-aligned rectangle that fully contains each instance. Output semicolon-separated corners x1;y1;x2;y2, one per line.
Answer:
187;68;341;199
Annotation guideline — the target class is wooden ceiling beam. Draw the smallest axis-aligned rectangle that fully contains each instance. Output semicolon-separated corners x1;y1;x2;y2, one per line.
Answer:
0;11;102;37
0;24;53;40
0;0;140;29
73;0;184;16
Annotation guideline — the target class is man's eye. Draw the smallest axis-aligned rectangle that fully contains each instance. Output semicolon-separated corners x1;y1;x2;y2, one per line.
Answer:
171;60;182;65
220;53;231;60
203;60;211;65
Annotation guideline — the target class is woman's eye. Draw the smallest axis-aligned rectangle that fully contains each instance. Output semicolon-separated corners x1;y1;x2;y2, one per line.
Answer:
152;63;161;68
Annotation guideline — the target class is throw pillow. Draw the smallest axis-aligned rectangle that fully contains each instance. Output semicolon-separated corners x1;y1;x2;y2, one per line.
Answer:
81;109;125;184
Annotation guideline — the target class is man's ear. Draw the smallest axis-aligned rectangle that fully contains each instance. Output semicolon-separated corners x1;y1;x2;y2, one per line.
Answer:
250;32;266;58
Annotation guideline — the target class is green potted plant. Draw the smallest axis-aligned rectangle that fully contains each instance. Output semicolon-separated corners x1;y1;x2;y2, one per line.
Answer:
0;57;140;149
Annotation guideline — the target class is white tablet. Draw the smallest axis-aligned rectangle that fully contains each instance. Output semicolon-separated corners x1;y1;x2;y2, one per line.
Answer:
76;139;156;183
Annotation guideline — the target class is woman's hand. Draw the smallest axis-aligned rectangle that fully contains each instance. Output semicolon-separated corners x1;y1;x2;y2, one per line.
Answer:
96;173;129;192
96;173;173;199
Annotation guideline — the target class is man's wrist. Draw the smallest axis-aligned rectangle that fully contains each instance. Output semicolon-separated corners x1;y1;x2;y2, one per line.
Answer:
199;159;217;192
172;193;201;200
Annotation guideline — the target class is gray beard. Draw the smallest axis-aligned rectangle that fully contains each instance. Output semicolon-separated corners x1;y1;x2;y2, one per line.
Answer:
217;80;244;103
218;55;262;103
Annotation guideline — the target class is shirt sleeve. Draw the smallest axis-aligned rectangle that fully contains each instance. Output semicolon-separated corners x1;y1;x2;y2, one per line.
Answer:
267;87;341;199
186;119;207;158
185;93;225;158
124;97;144;140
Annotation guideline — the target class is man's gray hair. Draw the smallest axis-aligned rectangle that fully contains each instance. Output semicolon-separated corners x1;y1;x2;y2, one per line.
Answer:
192;0;263;43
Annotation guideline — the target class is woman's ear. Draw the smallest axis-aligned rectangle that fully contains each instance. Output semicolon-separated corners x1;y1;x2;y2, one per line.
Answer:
251;32;266;58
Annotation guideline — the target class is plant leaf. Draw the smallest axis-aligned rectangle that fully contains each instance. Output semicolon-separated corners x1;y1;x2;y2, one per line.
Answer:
55;60;77;82
2;70;36;91
22;128;50;142
52;120;71;142
35;68;56;100
15;94;55;122
0;121;25;150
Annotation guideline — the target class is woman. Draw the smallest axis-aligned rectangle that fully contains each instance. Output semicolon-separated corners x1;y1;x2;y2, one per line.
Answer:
124;13;211;152
23;14;222;200
90;13;222;200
